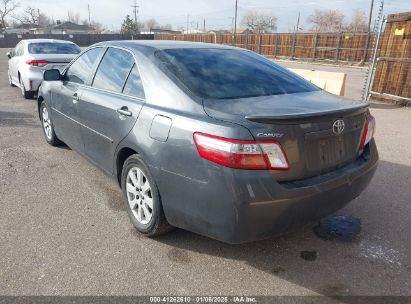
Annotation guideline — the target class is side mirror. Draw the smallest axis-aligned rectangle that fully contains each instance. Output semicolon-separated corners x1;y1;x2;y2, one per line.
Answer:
6;51;12;59
44;69;62;81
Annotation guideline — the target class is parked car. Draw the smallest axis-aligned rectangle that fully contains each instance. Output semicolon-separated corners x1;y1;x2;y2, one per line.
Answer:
37;41;378;243
6;39;81;99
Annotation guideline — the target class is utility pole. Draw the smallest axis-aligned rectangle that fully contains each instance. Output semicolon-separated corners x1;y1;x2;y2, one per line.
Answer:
367;0;375;32
296;12;300;33
88;4;91;25
186;14;189;34
234;0;238;44
132;0;139;32
362;0;375;64
37;9;41;26
203;19;206;33
292;12;300;59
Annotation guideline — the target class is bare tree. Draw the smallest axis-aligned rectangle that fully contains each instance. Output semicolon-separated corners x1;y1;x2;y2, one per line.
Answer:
90;21;105;33
0;0;19;29
307;9;345;32
158;24;172;30
241;11;277;34
345;9;368;32
67;10;80;24
14;6;51;26
145;18;158;30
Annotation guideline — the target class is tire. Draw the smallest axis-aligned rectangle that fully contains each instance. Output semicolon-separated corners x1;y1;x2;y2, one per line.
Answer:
121;154;173;237
20;76;34;99
8;70;16;87
40;101;62;146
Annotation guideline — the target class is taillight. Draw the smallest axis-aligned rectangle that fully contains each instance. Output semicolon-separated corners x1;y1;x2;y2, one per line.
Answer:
26;60;49;67
360;114;376;149
193;132;289;170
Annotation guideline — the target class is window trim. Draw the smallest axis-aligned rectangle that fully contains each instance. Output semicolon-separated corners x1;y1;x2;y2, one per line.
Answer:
61;45;146;102
63;46;105;86
91;47;134;93
87;46;146;101
121;63;146;100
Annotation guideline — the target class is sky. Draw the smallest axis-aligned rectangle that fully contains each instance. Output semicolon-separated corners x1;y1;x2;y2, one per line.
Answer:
14;0;411;32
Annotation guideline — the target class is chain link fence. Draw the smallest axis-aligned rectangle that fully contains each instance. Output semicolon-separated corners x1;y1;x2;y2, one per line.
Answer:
368;12;411;104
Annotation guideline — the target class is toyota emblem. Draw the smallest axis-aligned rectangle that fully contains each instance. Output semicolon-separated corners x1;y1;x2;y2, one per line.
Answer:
332;119;345;135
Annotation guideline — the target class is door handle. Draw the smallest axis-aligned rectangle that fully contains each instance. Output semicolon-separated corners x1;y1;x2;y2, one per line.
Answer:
72;93;79;103
117;106;132;117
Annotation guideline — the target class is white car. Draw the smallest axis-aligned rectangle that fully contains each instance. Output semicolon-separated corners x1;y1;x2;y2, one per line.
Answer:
7;39;81;99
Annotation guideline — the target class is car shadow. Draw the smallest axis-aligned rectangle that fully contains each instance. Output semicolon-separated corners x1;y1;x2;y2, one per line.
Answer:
150;160;411;299
0;111;39;128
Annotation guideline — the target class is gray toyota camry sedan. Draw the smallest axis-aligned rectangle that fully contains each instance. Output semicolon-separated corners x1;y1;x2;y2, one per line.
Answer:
37;40;378;243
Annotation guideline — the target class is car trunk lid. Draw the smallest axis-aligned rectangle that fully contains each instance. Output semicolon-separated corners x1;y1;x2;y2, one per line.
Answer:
203;91;368;181
27;54;76;72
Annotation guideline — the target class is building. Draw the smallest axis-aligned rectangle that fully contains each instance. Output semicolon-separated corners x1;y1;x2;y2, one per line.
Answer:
50;21;95;34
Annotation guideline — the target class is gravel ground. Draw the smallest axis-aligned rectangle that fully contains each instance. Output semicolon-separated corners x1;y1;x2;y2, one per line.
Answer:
0;50;410;298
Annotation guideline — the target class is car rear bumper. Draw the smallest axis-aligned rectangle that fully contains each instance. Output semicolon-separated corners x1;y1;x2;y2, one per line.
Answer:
155;140;378;244
20;68;43;92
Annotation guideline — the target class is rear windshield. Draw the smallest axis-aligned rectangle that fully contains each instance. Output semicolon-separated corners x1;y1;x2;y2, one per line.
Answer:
155;48;318;99
28;42;81;55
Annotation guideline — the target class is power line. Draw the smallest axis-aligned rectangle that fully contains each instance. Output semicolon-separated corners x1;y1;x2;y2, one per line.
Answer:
131;0;139;25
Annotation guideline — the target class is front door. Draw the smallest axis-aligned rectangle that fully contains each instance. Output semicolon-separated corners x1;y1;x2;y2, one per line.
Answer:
50;47;103;152
78;48;146;174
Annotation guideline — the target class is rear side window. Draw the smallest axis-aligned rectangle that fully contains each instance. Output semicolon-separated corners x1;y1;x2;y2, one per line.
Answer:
122;64;145;99
155;48;319;99
66;48;102;84
28;43;80;54
92;48;134;93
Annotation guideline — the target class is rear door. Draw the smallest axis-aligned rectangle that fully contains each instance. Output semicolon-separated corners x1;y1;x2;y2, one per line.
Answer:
9;41;24;83
78;47;146;174
51;47;103;152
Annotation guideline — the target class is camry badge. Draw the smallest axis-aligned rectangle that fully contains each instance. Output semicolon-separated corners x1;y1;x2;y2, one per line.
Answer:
332;120;345;135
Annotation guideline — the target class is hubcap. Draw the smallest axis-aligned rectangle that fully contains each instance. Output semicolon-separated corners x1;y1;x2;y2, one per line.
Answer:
42;107;52;140
126;167;153;225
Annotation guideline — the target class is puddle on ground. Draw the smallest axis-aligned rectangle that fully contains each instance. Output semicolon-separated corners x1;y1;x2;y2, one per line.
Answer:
313;215;361;242
300;251;317;261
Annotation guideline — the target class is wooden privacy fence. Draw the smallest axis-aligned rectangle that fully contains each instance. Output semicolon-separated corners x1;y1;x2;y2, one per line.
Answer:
0;33;154;48
371;12;411;101
155;32;374;63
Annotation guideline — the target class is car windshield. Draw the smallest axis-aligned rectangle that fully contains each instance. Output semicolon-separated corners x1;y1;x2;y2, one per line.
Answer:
155;48;319;99
28;42;81;55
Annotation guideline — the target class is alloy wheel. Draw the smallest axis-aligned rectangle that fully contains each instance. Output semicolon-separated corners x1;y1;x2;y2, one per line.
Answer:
126;167;154;225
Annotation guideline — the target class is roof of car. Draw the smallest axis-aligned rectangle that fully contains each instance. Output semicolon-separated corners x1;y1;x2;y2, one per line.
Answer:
22;39;77;44
94;40;237;55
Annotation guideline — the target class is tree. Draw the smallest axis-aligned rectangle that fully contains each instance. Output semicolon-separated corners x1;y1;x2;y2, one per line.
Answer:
90;21;105;33
0;0;19;29
241;11;277;34
346;9;368;32
307;9;345;32
14;6;51;27
145;18;158;30
120;15;138;35
67;10;80;24
159;24;172;30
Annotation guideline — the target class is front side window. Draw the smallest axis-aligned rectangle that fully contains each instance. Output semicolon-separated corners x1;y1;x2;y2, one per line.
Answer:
28;42;81;54
122;64;145;99
155;48;319;99
92;48;134;93
66;48;102;85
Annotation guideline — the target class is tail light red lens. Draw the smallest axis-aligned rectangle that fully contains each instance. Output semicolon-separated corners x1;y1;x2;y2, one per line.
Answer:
26;60;49;67
193;132;289;170
360;114;376;149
